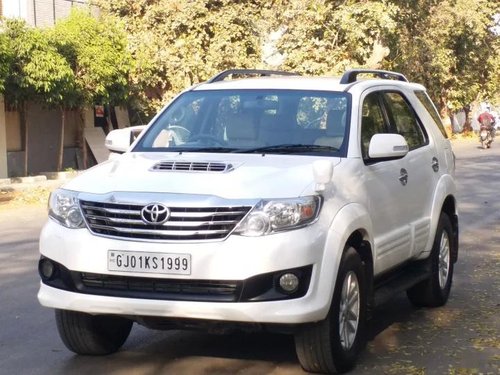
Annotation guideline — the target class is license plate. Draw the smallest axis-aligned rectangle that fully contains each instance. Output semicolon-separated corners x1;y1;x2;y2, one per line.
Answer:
108;250;191;275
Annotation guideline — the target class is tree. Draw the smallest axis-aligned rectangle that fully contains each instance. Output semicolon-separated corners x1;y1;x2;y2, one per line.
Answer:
385;0;500;131
0;29;11;93
51;8;132;168
92;0;262;115
268;0;398;75
22;28;75;172
93;0;499;131
2;19;74;175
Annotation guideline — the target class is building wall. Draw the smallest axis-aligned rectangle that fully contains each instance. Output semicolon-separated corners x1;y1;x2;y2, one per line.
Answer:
5;110;22;151
2;0;95;27
4;102;83;176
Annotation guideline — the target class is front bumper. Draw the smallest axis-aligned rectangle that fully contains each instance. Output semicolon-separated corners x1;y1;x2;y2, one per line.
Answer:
38;218;337;324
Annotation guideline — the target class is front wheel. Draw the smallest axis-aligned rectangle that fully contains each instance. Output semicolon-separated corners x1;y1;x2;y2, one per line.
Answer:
295;247;367;374
407;213;455;307
55;309;133;355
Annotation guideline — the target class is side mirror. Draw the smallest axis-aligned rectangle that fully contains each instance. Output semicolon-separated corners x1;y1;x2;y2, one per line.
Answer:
368;133;409;159
105;126;146;154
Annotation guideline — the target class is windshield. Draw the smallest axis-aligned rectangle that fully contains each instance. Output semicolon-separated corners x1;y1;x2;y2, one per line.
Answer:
134;89;350;156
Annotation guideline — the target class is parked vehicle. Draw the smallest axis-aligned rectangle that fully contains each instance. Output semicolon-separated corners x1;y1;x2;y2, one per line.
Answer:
38;69;459;374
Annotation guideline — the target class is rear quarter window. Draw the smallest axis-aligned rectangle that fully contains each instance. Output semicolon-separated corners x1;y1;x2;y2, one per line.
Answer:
415;91;448;138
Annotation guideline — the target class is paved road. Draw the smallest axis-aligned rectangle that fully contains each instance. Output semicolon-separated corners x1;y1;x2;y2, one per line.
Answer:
0;139;498;375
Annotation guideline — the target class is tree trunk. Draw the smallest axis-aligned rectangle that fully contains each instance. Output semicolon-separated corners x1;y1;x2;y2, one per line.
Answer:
20;103;28;176
78;108;87;170
57;107;65;171
462;106;473;133
438;96;453;137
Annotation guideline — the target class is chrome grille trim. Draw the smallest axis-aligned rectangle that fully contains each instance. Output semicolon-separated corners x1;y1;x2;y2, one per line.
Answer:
151;161;233;173
80;200;252;241
90;224;229;237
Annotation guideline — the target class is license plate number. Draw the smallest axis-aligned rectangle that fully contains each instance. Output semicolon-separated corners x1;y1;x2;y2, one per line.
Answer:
108;250;191;275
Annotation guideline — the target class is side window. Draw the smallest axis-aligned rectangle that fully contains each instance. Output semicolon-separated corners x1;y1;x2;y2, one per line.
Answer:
414;90;448;138
361;92;388;158
383;92;427;150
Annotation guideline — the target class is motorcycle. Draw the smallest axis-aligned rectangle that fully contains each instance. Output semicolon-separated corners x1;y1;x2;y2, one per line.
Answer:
479;124;494;149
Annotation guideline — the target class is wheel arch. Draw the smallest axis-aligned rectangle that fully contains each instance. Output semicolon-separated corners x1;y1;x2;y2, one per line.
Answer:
318;203;374;319
346;230;374;315
423;174;458;259
441;194;459;263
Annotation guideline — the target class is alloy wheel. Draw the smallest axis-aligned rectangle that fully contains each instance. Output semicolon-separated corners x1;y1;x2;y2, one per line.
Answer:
339;271;360;350
438;231;451;289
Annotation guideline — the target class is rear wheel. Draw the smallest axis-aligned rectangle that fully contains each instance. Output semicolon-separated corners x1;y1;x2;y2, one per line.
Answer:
294;247;367;374
407;213;454;307
55;309;133;355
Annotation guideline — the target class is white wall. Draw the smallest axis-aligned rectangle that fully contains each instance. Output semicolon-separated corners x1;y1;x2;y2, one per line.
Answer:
2;0;29;19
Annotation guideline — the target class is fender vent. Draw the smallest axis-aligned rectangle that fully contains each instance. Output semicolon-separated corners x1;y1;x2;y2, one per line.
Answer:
151;161;233;172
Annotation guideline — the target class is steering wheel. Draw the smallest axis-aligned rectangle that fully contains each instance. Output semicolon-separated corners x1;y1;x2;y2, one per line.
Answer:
303;117;322;129
189;134;227;146
167;125;191;145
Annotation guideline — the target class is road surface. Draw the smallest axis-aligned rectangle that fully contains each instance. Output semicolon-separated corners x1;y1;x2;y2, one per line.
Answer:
0;138;498;375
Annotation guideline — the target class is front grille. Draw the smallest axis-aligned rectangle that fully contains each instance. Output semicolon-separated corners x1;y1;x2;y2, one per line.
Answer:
80;273;241;302
80;200;251;241
151;161;233;172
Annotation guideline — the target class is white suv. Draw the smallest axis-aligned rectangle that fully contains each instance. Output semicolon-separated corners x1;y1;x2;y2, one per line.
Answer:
38;69;458;374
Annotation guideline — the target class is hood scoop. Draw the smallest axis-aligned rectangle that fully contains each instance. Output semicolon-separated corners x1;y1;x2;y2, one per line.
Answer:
151;160;234;173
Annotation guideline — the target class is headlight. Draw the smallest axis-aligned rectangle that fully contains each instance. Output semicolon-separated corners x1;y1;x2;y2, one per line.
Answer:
235;196;322;237
48;189;85;229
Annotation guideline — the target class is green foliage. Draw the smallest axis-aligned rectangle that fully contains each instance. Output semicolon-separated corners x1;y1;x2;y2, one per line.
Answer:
0;29;11;93
92;0;262;114
385;0;500;114
1;18;74;108
2;0;495;121
272;0;398;75
50;8;132;107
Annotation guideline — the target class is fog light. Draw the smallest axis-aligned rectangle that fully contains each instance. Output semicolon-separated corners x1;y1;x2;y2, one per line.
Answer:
39;259;56;280
279;273;299;293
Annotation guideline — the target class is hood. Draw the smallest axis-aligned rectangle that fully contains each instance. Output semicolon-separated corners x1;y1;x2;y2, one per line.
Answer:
63;152;341;199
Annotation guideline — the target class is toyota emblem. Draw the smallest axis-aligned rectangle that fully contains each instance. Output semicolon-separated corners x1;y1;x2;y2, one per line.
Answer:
141;203;170;224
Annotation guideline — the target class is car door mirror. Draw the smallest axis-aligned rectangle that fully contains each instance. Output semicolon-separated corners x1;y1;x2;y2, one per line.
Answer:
368;133;409;160
105;126;146;154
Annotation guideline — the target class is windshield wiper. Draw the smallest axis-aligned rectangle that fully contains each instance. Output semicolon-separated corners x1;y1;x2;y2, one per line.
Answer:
178;147;237;153
232;144;339;154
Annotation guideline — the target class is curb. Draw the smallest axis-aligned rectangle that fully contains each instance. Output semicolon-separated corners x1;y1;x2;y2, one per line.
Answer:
0;171;79;191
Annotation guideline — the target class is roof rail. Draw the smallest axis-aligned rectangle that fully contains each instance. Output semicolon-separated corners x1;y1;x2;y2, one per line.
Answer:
207;69;299;83
340;69;408;84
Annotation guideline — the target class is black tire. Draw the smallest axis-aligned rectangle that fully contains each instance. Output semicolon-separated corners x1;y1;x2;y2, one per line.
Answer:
407;213;455;307
55;309;133;355
294;247;367;374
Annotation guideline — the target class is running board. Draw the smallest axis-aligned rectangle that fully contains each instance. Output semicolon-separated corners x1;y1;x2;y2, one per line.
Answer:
373;260;431;307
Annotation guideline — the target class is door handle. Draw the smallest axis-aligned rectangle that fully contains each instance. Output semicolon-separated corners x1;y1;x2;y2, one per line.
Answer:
432;157;439;172
399;168;408;186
